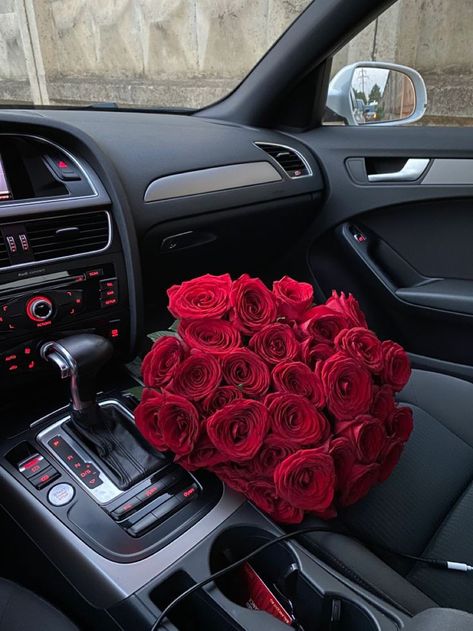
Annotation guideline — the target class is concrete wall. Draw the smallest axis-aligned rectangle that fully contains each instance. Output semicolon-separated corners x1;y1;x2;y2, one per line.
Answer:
1;0;472;123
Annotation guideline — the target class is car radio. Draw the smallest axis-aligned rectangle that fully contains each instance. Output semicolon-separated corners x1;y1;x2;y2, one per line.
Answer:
0;263;127;377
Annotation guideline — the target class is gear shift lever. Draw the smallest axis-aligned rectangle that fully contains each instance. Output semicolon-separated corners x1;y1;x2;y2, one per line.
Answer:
41;334;113;412
41;333;162;490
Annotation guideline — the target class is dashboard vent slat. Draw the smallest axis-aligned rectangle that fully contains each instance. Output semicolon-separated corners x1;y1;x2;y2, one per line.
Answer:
255;143;310;179
26;211;110;261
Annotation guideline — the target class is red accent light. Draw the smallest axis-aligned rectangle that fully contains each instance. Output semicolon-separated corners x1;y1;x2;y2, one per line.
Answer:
26;295;52;323
57;160;69;169
24;347;32;355
75;298;81;304
28;361;35;370
104;299;117;306
8;364;18;371
23;456;42;470
88;270;99;277
52;439;60;448
145;486;158;497
36;320;52;328
40;473;50;483
183;487;197;498
111;328;119;338
5;354;17;362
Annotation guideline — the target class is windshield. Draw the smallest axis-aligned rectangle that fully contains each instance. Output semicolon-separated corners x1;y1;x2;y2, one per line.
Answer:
1;1;312;110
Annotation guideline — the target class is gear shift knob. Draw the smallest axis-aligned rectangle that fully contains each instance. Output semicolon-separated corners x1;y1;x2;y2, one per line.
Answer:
41;334;114;411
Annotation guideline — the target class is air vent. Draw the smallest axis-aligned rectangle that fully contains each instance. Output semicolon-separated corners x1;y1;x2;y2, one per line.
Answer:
0;238;9;268
255;143;311;178
25;211;110;262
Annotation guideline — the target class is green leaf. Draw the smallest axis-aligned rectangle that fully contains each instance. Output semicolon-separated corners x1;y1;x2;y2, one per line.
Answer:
148;330;179;343
169;319;180;333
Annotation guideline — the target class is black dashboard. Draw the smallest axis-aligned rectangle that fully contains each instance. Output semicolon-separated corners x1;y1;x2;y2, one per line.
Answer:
0;110;325;389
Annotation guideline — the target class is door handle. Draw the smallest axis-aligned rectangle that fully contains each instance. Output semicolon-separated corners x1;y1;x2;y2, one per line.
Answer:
367;158;430;182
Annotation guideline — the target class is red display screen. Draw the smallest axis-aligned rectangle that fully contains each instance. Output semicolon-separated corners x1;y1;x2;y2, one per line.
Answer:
0;154;12;200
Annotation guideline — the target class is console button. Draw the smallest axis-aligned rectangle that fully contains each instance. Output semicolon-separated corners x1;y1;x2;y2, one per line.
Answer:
30;466;59;489
150;484;199;525
26;296;54;323
127;512;159;537
111;495;142;520
48;483;75;507
18;454;49;479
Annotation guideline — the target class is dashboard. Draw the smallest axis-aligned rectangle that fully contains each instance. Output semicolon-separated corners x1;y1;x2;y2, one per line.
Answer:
0;110;325;390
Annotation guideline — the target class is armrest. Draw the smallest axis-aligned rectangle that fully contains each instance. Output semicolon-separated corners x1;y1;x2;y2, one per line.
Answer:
396;279;473;315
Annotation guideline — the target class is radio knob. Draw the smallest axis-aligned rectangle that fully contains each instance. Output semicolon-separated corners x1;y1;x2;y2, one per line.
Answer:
26;296;53;322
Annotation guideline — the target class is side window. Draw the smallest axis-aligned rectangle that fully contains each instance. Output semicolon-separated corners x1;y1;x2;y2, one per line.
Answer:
324;0;471;127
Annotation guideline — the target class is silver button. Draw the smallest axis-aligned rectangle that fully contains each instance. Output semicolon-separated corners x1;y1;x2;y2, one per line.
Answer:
48;483;75;506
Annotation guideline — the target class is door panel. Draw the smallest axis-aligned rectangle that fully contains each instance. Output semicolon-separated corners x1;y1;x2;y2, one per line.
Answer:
296;126;473;373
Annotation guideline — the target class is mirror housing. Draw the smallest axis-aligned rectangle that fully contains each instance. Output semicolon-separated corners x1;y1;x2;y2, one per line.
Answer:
327;61;427;126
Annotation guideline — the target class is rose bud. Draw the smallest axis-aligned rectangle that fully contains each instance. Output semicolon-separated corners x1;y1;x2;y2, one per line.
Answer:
230;274;277;334
201;385;243;416
328;436;356;490
301;337;335;368
207;399;269;461
266;393;329;447
253;434;297;477
298;305;348;342
272;361;325;407
336;415;386;464
175;425;226;471
325;290;368;328
158;393;201;456
381;340;411;392
249;323;300;364
386;406;414;442
370;385;396;422
274;447;336;513
378;440;404;483
319;351;373;420
222;348;270;397
339;463;380;507
168;351;221;401
167;273;232;320
134;388;167;451
179;319;241;356
334;327;384;373
272;276;314;321
141;336;186;388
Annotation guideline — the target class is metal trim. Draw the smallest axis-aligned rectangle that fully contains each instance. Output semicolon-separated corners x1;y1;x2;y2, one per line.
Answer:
254;141;313;179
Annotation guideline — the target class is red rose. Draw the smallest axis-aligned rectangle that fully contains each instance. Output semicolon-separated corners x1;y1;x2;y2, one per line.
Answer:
266;393;329;447
334;327;383;373
320;351;373;420
272;276;314;321
378;440;404;483
336;415;386;464
168;351;221;401
230;274;277;333
325;290;368;328
179;319;241;356
141;336;185;388
167;273;231;320
339;463;380;507
328;437;356;490
246;480;278;515
201;386;243;416
222;348;270;397
370;385;395;422
249;323;299;364
299;306;348;342
272;361;325;407
134;389;167;451
207;399;269;461
269;498;305;524
381;341;411;392
175;426;226;471
211;462;253;494
158;393;200;456
301;337;335;368
253;434;297;477
274;447;336;513
386;406;413;442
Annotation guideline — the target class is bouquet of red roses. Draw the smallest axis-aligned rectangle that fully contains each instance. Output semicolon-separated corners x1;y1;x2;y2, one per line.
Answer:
135;274;413;524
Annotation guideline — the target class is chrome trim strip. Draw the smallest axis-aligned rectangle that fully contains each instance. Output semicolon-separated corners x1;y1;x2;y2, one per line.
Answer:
368;158;430;182
0;210;112;272
144;161;282;202
254;141;313;179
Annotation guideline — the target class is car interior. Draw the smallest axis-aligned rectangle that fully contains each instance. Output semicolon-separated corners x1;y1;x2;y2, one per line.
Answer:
2;0;473;629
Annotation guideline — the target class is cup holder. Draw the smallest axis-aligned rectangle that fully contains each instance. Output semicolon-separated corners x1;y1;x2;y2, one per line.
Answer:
209;526;378;631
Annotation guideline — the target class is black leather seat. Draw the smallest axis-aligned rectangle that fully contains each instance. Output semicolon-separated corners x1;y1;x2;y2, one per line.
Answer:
300;369;473;615
0;578;77;630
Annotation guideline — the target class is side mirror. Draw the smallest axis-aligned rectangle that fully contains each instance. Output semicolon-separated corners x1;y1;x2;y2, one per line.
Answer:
327;61;427;126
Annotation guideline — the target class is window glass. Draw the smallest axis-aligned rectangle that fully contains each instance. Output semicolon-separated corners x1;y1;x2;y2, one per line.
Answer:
0;0;312;110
